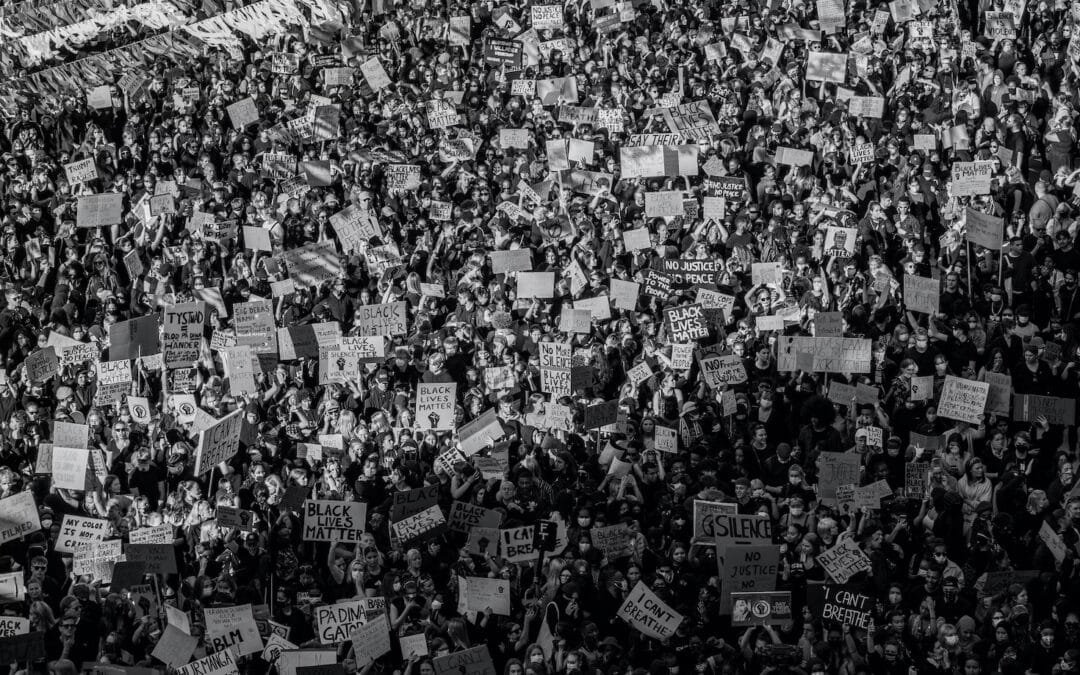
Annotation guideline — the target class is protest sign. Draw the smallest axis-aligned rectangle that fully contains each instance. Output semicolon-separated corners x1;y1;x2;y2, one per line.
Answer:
777;337;872;373
390;485;440;522
204;604;263;656
951;162;993;196
65;158;97;185
517;272;555;299
282;241;342;288
937;376;990;424
591;524;634;560
315;599;380;644
0;632;44;665
55;515;108;553
0;617;28;637
392;504;447;545
644;191;685;217
909;375;934;401
176;647;239;675
303;500;367;542
982;372;1011;414
52;447;89;491
359;57;391;90
448;502;503;533
459;576;512;615
432;645;497;675
415;383;456;431
660;100;721;139
355;302;408;336
692;500;738;539
457;408;505;456
196;410;243;475
965;208;1004;249
163;301;207;367
708;513;773;546
731;592;793;626
226;97;258;129
664;304;708;342
906;462;931;499
817;537;873;583
126;543;178;574
109;315;160;360
806;585;873;629
500;526;536;563
617;582;684;639
350;614;391;666
0;491;40;545
1012;394;1075;425
700;355;748;388
904;275;939;314
848;143;875;163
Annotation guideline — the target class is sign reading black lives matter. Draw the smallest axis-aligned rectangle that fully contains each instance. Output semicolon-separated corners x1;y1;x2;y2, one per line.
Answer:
664;304;709;342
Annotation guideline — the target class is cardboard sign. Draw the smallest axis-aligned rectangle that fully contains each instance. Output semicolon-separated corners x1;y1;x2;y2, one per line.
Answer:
910;375;934;401
937;376;990;424
806;585;873;629
700;355;748;388
644;191;685;217
315;599;378;644
965;208;1004;249
517;272;555;298
55;514;108;553
904;275;939;314
392;504;447;545
778;337;872;373
390;485;440;522
817;537;872;583
459;577;512;616
848;142;875;163
204;604;263;657
283;241;343;289
447;502;502;533
432;645;497;675
303;500;367;542
163;301;207;368
458;408;505;456
125;543;177;574
0;492;41;545
617;582;684;639
415;383;456;431
65;158;98;185
76;193;124;228
1012;394;1076;425
951;161;993;196
490;249;533;274
176;647;239;675
226;97;259;129
500;525;536;563
359;57;391;90
709;513;773;547
665;304;708;342
355;302;408;336
730;592;793;626
52;447;89;491
108;315;159;360
196;410;243;475
692;500;738;539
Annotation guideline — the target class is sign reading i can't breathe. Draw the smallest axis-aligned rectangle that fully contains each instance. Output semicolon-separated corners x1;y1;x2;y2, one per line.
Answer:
617;582;684;639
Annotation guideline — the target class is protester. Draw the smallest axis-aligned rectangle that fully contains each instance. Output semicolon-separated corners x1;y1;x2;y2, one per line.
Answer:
1;0;1080;673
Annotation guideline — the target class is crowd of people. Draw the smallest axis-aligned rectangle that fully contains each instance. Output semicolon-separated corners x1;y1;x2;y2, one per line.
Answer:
1;0;1080;673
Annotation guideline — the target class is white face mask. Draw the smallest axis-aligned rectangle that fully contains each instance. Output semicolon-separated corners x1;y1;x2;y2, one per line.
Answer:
530;655;544;664
945;635;959;646
430;600;442;611
790;508;804;517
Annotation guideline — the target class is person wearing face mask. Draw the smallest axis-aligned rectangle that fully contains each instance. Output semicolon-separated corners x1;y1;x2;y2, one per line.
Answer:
1032;623;1065;674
